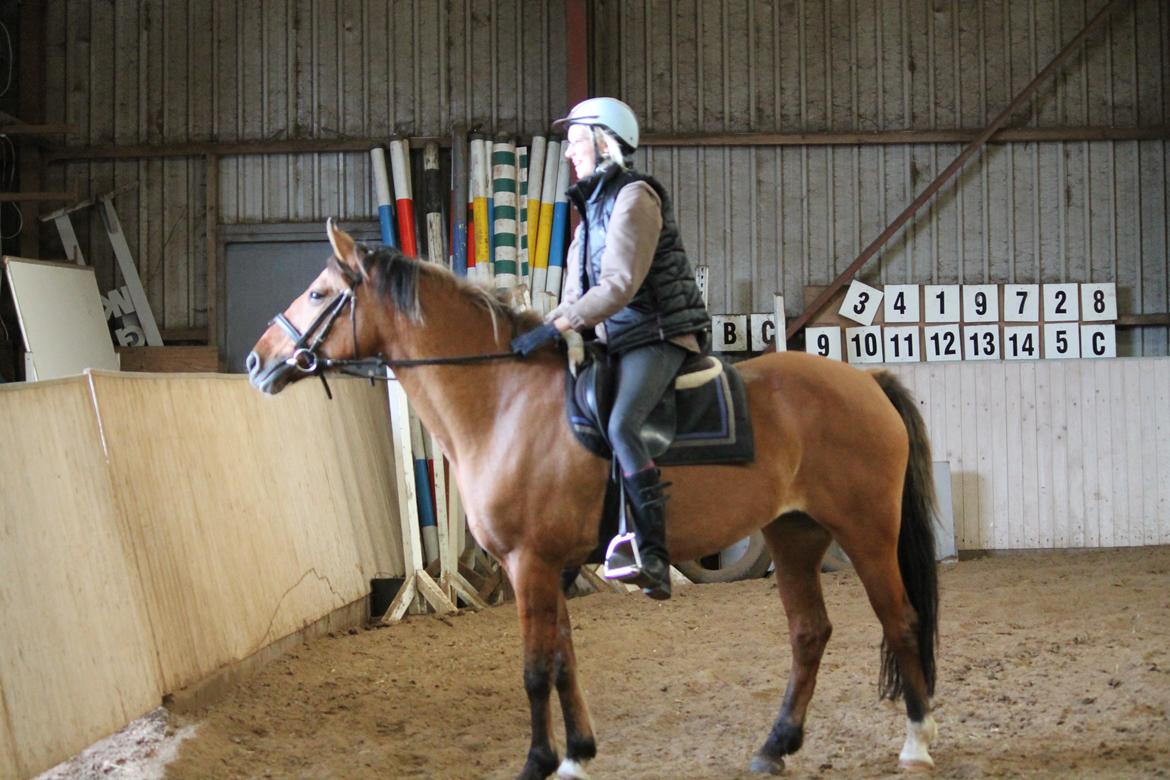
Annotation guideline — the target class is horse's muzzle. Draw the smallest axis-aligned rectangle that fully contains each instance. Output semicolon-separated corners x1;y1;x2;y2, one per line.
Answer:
246;350;290;395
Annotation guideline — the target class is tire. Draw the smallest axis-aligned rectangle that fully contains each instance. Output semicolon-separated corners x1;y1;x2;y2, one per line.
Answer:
676;531;773;583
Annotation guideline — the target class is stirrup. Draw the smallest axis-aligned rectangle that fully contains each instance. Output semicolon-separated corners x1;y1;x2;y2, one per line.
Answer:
602;532;642;580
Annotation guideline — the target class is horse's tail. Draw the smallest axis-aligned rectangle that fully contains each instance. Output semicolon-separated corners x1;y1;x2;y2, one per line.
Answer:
872;371;939;700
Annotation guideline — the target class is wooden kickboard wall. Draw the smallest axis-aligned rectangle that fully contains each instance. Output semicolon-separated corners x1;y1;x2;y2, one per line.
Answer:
0;373;403;779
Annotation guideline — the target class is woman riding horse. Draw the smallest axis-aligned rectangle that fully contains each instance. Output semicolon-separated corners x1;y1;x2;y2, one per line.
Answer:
514;97;711;600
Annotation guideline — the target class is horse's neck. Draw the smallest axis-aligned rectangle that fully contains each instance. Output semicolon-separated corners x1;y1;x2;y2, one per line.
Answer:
381;281;547;465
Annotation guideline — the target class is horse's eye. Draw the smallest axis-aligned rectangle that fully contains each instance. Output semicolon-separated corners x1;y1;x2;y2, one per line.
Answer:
308;290;326;302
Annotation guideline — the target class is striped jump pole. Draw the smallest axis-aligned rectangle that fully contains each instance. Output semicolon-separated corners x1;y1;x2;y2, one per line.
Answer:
518;145;529;290
410;412;439;564
492;137;519;294
450;127;469;276
389;138;417;257
544;156;572;306
532;138;561;313
423;141;445;266
469;135;491;284
370;146;398;248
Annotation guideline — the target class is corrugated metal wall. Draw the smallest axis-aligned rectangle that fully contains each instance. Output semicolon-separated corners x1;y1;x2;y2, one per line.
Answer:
41;0;568;332
889;357;1170;550
598;0;1169;355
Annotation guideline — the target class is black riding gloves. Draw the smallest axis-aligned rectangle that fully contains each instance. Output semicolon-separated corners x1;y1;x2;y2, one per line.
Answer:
511;323;562;357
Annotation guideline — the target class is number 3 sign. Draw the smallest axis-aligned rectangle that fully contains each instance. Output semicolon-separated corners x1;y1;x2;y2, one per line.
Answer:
839;279;883;326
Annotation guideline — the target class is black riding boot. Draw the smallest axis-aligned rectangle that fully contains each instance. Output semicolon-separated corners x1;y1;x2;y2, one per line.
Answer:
615;467;672;600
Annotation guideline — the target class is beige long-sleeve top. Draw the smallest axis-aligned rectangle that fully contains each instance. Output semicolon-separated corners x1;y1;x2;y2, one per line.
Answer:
547;180;700;352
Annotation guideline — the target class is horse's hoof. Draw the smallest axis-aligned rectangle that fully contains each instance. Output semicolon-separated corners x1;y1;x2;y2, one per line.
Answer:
556;757;591;779
749;753;785;775
898;758;935;773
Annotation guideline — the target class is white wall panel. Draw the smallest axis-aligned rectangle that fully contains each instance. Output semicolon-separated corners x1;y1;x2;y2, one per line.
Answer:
888;357;1170;550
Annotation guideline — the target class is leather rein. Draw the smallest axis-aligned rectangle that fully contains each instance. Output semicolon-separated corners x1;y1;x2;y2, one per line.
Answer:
269;266;518;398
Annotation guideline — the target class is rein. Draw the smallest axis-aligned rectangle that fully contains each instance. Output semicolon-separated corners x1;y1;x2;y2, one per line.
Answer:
269;267;522;399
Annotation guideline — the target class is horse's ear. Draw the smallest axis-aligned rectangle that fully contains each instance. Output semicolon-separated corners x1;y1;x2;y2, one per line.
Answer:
325;218;362;275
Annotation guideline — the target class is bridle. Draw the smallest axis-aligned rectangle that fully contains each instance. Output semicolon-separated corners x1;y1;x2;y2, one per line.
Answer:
268;258;520;398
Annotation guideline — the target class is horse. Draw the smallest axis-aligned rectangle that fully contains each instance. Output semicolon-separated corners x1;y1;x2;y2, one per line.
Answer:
246;221;941;779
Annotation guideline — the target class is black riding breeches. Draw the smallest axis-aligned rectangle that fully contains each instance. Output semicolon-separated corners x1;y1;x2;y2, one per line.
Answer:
607;341;688;476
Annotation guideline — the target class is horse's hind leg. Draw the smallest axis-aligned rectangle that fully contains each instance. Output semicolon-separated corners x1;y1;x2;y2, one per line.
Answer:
552;591;597;779
834;523;937;771
750;513;834;775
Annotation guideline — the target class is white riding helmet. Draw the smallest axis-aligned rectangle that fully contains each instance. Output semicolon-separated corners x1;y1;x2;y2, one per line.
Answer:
553;97;639;151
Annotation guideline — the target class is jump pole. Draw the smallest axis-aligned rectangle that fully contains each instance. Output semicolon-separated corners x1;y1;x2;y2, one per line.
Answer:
450;126;469;276
369;147;398;248
531;139;560;313
524;136;547;295
543;156;571;305
492;137;519;295
518;145;530;291
381;374;457;622
469;135;491;284
422;142;445;266
388;138;417;257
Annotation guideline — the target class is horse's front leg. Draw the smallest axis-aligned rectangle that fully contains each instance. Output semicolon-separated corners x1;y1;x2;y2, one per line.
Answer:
508;552;565;780
553;590;596;779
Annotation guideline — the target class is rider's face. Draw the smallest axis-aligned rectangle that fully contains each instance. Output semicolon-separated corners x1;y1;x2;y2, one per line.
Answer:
564;124;597;179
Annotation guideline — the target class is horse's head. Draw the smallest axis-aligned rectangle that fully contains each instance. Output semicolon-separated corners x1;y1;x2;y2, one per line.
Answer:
247;219;387;394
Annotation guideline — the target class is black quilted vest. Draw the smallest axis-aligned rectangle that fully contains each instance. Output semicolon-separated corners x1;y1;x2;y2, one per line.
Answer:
567;165;710;355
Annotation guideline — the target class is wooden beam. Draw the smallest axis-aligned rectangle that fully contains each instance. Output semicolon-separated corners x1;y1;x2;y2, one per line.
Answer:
1117;313;1170;328
205;155;219;349
0;192;76;203
45;136;451;163
786;0;1135;340
19;0;47;257
642;125;1170;147
0;124;76;137
565;0;589;107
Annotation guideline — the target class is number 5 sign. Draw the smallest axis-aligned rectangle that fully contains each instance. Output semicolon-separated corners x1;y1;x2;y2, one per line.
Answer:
839;279;883;326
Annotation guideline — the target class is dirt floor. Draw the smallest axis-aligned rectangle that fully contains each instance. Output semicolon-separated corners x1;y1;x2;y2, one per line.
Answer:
165;548;1170;779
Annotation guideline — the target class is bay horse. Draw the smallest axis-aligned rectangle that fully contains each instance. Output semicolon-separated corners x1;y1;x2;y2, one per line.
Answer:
247;221;941;779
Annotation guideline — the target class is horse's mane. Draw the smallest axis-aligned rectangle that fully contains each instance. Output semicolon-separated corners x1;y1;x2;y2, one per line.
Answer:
349;244;544;341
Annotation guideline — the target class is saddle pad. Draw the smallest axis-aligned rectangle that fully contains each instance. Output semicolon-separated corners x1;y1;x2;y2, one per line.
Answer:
565;355;754;467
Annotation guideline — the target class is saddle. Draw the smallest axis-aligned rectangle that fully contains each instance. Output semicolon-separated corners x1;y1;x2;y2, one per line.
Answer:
562;343;756;573
564;343;755;468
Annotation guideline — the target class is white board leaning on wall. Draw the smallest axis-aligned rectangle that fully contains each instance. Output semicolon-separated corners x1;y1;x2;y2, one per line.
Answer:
3;256;120;381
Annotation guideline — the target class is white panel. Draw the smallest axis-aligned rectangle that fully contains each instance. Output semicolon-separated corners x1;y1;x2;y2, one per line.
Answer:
1081;324;1117;358
883;326;921;364
839;280;883;326
962;284;999;323
1004;284;1041;322
1044;323;1081;359
924;324;962;362
885;358;1170;551
1081;282;1118;321
924;285;961;323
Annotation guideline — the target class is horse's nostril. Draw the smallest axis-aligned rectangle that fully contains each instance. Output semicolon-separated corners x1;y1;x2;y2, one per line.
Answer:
245;351;260;376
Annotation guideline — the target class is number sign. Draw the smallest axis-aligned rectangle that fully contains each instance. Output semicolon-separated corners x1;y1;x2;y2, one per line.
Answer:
962;285;999;323
845;325;884;364
883;284;920;323
924;324;962;362
804;326;842;361
1004;326;1040;360
1080;283;1117;322
883;326;921;363
839;280;883;326
1043;283;1079;322
962;325;1001;360
1044;323;1080;359
1080;324;1116;358
924;285;960;323
1004;284;1040;322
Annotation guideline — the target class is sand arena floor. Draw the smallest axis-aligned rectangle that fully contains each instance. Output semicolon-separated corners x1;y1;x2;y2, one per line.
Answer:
166;548;1170;779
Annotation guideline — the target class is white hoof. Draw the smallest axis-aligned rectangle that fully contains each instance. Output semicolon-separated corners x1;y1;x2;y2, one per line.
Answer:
557;757;591;780
898;715;937;771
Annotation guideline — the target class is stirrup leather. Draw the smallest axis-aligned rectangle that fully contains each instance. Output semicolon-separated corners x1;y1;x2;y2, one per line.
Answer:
602;532;643;580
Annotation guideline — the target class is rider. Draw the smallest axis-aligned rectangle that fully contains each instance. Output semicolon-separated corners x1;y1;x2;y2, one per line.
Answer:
546;97;711;600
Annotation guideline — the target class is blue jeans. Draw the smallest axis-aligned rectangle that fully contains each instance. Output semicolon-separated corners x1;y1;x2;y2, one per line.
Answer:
606;341;688;476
